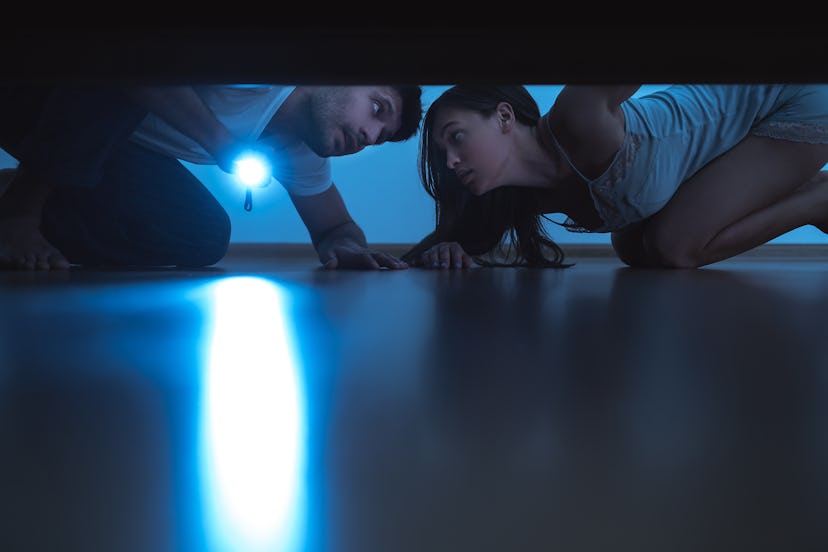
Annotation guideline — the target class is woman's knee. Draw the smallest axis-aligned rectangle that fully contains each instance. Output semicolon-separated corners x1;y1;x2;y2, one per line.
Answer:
611;228;648;267
644;224;703;268
611;222;673;268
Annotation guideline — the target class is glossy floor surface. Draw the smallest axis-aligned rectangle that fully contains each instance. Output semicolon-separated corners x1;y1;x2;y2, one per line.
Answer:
2;248;827;552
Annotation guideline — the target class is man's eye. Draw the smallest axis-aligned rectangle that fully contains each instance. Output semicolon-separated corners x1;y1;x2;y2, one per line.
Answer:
373;101;382;114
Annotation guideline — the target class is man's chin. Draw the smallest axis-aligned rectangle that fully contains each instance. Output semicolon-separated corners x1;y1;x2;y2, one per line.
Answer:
310;142;344;158
328;147;357;158
307;147;332;158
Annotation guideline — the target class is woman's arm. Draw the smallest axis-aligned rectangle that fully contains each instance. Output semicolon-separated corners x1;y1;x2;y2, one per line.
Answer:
555;85;641;113
549;85;642;171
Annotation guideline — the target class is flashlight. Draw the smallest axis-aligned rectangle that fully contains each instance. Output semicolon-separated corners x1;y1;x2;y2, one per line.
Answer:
232;150;273;212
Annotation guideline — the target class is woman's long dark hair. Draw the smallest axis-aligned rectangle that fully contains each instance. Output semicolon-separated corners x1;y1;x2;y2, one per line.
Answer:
419;85;571;268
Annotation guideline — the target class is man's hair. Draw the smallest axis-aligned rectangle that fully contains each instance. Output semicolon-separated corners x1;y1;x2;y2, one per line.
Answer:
390;85;423;142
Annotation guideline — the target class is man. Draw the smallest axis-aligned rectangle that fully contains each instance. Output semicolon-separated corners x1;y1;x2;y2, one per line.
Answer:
0;84;422;270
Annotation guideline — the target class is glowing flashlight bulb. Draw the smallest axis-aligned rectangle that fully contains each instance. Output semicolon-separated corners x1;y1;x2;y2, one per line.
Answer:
232;150;273;212
234;153;272;188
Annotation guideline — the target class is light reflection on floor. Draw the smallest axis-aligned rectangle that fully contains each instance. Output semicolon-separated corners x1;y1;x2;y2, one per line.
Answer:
199;277;306;552
2;254;828;552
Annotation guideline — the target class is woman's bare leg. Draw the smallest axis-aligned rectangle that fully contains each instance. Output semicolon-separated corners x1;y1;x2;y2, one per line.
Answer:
643;135;828;268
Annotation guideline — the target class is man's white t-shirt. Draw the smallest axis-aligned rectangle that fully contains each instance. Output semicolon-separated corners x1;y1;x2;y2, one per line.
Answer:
129;85;332;196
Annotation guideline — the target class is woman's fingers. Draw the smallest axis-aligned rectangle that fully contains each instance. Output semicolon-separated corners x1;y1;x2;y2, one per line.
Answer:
421;242;475;269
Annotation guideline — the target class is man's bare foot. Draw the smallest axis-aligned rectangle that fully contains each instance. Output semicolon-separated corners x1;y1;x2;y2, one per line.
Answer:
0;216;70;270
0;166;71;270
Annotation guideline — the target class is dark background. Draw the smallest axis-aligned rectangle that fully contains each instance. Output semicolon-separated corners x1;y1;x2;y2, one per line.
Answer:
4;18;827;85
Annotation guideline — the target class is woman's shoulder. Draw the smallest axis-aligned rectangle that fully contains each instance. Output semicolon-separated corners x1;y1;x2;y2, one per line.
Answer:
547;87;627;170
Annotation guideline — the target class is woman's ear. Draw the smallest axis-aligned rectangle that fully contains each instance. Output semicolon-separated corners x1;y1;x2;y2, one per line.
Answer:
496;102;515;131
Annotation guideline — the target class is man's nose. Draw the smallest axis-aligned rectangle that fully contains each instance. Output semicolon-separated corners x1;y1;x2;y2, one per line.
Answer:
360;124;382;146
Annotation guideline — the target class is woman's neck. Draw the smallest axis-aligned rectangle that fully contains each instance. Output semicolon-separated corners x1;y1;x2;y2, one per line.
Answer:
529;127;604;228
506;127;572;190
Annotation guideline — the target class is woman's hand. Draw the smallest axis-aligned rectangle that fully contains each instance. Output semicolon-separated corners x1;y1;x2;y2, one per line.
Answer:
414;241;477;269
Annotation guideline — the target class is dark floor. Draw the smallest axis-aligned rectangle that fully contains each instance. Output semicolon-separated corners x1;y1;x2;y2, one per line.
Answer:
2;246;828;552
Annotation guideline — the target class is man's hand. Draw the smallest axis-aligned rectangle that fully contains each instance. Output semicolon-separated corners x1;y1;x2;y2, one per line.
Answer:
292;185;405;271
319;238;408;270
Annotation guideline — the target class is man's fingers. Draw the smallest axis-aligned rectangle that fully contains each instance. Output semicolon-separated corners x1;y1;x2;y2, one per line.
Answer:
325;249;409;270
361;253;382;270
336;252;379;270
322;244;414;271
375;252;408;270
322;251;380;270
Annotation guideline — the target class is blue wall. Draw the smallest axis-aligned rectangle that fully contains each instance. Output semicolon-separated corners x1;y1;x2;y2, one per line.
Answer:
2;85;826;245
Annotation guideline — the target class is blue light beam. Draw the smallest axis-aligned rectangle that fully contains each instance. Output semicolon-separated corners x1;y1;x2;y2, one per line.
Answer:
199;277;306;552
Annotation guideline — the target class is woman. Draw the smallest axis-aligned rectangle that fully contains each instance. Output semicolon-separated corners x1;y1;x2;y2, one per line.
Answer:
401;84;828;269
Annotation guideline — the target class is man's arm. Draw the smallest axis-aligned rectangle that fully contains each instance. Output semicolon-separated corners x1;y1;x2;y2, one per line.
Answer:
124;86;239;171
290;183;407;270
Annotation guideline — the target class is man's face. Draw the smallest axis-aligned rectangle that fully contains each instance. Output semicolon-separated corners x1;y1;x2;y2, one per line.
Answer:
304;86;404;157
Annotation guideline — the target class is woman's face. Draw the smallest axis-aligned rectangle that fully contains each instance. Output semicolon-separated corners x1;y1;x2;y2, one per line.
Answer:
431;104;512;196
